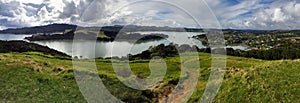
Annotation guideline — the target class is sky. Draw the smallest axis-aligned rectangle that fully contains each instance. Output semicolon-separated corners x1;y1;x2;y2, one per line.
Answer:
0;0;299;30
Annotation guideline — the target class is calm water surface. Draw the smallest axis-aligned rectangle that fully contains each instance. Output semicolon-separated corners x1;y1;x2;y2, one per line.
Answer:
0;32;247;58
0;34;31;40
34;32;205;58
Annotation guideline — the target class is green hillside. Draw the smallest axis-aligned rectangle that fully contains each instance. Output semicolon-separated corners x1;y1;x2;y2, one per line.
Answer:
0;52;299;102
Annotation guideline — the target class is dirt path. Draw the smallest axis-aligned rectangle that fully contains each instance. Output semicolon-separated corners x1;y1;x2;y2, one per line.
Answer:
159;59;199;103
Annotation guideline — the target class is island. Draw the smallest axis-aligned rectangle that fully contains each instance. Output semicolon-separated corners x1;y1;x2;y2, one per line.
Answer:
24;30;169;42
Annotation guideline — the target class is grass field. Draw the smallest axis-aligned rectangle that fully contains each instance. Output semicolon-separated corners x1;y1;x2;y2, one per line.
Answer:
0;52;300;102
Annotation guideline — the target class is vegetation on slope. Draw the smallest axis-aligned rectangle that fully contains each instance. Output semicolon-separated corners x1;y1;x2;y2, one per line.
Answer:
0;52;84;102
0;40;69;57
1;51;300;102
193;29;300;60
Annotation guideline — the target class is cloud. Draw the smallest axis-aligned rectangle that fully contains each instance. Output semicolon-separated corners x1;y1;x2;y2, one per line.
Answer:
0;25;6;30
56;0;132;26
217;0;300;29
0;0;299;30
109;0;223;28
0;0;113;27
0;0;66;27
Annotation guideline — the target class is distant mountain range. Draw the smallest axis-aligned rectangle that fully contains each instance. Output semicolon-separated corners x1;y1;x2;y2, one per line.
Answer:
0;24;202;34
0;24;77;34
0;23;298;35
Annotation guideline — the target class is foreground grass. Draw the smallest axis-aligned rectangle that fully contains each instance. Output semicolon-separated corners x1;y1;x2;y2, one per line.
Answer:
0;52;85;102
0;52;300;102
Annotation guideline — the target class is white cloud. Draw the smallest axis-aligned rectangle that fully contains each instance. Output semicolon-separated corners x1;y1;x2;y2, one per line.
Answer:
199;0;297;29
19;0;44;4
272;8;290;22
0;26;6;30
0;0;300;30
0;0;86;27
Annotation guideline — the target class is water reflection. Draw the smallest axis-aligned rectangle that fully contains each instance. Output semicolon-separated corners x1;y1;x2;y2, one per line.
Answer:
0;34;31;41
34;32;205;58
1;32;248;59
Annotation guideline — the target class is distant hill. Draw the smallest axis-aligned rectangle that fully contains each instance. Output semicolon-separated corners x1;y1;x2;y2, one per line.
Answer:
2;23;299;35
0;24;206;34
0;24;77;34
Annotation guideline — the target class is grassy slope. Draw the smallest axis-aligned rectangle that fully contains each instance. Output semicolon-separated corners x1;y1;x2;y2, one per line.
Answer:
0;52;300;102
